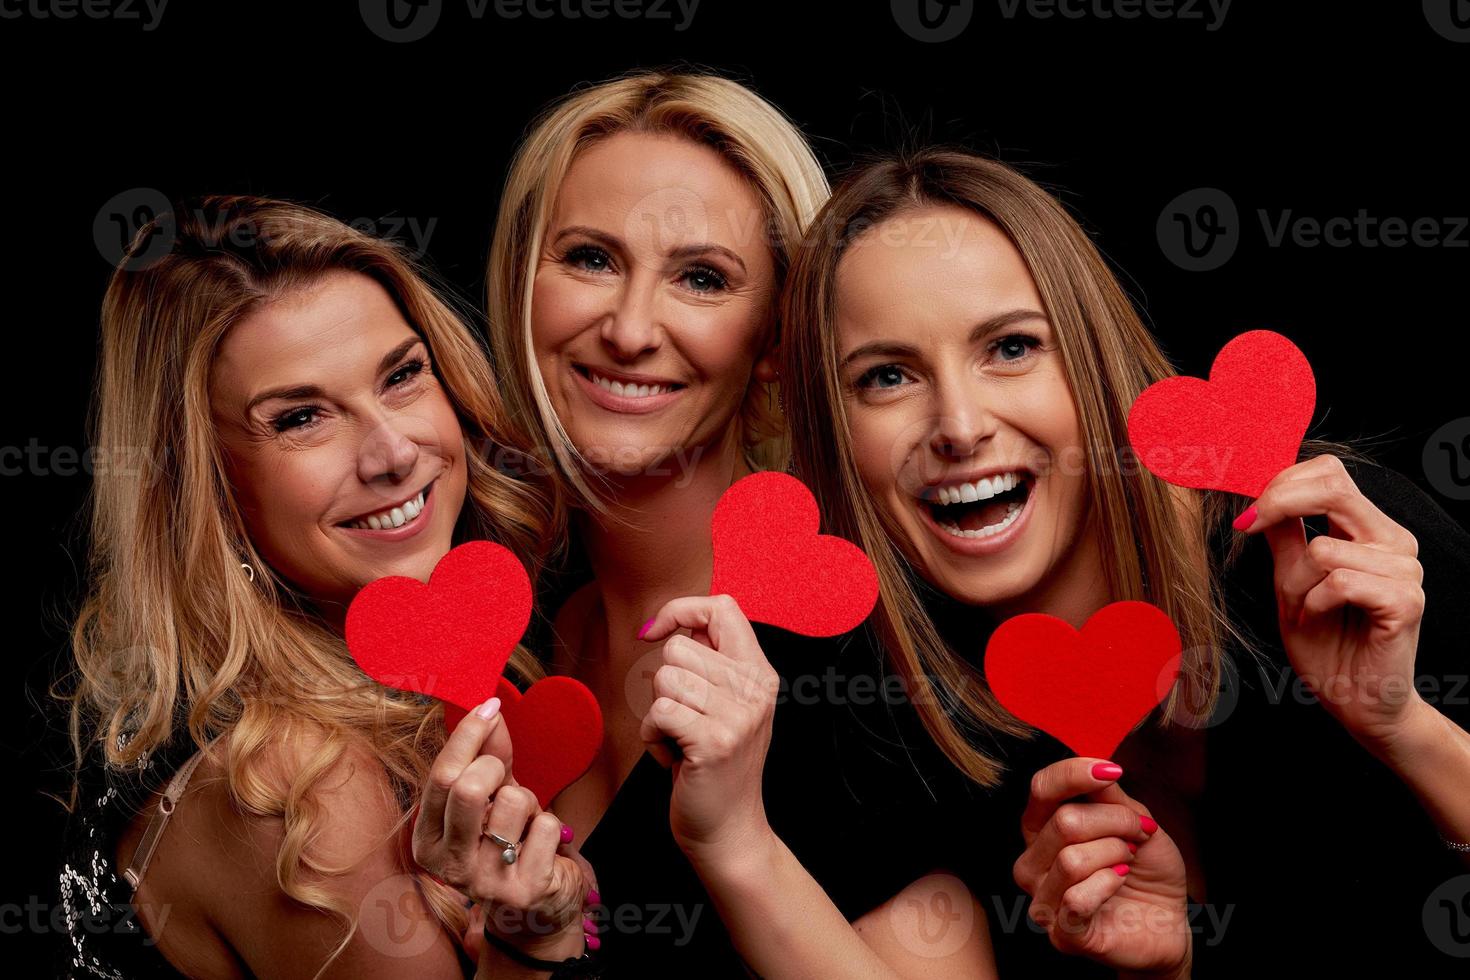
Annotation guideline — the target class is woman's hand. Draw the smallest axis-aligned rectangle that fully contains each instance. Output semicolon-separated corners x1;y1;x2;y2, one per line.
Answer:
412;697;595;962
1013;758;1190;977
1236;453;1427;749
637;594;782;869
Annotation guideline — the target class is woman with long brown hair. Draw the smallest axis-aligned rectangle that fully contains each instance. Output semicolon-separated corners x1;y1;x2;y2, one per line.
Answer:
58;196;596;978
781;149;1470;977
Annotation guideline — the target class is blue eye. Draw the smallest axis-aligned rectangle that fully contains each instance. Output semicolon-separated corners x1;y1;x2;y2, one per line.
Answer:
857;364;909;390
565;245;612;273
681;264;728;293
993;334;1040;362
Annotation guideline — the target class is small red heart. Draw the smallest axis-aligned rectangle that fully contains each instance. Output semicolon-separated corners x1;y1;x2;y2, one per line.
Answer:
444;677;604;809
709;472;879;637
1127;329;1315;498
345;540;531;715
984;601;1182;759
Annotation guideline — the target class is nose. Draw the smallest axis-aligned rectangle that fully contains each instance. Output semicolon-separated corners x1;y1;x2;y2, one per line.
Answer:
356;416;421;486
928;375;997;460
599;278;662;362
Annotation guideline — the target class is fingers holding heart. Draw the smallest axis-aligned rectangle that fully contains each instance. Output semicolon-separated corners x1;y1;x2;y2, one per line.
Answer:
1241;455;1418;554
1031;838;1137;926
1015;801;1154;894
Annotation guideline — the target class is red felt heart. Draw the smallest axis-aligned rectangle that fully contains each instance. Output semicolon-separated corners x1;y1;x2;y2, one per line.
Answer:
709;471;879;637
984;601;1183;759
345;540;531;715
444;677;604;809
1127;329;1315;497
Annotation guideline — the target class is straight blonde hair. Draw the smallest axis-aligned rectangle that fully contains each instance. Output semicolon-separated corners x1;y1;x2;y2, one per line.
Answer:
486;69;829;529
60;195;554;975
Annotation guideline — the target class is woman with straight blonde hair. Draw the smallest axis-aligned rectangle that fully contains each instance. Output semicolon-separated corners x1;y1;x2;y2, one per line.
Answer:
482;72;1003;976
781;148;1470;977
57;195;601;979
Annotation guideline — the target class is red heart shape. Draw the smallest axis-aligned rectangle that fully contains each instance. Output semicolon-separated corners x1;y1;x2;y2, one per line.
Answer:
710;472;879;637
444;677;603;809
345;540;531;715
984;601;1182;759
1127;329;1315;497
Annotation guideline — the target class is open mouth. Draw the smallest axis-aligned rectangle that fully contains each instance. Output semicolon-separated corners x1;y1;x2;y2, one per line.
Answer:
573;363;685;400
337;478;436;531
919;470;1033;540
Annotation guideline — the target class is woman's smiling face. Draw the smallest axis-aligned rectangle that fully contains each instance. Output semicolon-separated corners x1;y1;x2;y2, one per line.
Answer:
836;205;1094;613
209;269;467;611
530;130;777;477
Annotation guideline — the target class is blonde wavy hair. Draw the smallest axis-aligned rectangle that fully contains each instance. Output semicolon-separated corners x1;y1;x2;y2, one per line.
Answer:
783;150;1275;788
60;195;555;975
486;69;829;522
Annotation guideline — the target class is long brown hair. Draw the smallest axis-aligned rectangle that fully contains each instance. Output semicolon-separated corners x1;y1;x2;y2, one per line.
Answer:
60;195;555;973
783;150;1259;788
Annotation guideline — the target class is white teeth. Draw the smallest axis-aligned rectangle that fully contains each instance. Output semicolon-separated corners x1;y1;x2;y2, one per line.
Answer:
937;500;1024;539
588;370;672;398
925;471;1027;505
347;489;427;531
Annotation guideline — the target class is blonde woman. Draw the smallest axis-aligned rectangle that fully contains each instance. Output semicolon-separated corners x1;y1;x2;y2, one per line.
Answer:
485;72;1000;976
781;149;1470;977
58;196;598;979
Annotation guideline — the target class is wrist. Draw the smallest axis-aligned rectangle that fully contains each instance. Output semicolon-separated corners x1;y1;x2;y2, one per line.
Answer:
482;910;585;962
680;817;780;883
1356;692;1440;768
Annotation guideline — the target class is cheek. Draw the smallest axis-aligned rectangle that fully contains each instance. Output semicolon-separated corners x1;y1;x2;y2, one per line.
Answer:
530;275;596;355
846;406;910;507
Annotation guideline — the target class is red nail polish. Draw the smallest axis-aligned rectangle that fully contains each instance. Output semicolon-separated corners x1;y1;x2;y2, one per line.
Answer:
585;935;602;951
560;823;575;845
1090;762;1123;781
1126;842;1138;855
583;917;599;934
1140;815;1158;834
1112;864;1130;876
637;617;655;640
585;888;601;906
1232;504;1259;532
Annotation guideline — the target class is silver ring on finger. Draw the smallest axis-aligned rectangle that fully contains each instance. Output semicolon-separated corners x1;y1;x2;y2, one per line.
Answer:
484;831;521;865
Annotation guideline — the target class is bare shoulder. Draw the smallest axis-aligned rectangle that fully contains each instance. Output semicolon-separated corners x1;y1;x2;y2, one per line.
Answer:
852;871;997;977
128;728;465;979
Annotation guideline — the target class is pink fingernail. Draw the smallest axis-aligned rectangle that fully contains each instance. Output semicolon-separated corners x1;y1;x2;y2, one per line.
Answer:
1232;504;1258;532
1140;815;1159;834
1112;864;1130;876
1090;762;1123;781
583;917;599;934
474;696;502;720
585;889;601;906
585;935;602;951
637;617;655;640
1127;842;1138;854
560;823;575;845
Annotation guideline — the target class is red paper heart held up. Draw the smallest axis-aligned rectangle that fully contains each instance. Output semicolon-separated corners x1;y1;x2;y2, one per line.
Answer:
984;601;1183;760
345;540;531;714
710;471;879;637
444;677;604;809
1127;329;1315;498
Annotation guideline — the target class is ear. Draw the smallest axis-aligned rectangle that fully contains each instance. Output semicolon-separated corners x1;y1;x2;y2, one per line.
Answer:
753;344;781;384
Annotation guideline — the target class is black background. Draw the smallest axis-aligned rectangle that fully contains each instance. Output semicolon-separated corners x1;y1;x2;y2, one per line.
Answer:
7;1;1470;971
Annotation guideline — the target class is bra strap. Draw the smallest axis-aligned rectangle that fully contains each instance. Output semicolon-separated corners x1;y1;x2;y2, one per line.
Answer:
122;747;210;892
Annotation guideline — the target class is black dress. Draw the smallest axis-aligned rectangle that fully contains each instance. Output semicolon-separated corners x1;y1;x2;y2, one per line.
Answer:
933;460;1470;977
575;619;1013;975
55;731;196;979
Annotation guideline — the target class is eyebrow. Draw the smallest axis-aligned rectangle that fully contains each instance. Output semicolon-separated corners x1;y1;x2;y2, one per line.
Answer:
243;337;424;416
838;308;1049;369
552;224;748;275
